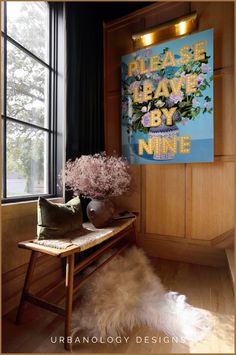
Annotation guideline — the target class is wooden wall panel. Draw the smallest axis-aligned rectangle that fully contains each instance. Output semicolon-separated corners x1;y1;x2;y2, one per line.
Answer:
106;94;121;155
190;162;234;240
2;254;63;316
191;2;234;70
138;237;227;267
144;2;190;28
145;165;185;237
105;18;144;93
214;68;235;156
2;198;63;273
112;165;141;231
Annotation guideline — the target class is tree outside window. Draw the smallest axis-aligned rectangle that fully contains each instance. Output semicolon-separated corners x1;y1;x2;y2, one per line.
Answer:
1;2;56;200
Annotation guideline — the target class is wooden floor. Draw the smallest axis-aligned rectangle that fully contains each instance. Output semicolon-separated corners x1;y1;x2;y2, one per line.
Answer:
2;257;235;353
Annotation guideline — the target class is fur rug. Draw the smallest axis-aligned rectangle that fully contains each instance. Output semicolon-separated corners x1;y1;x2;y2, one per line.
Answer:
72;246;212;343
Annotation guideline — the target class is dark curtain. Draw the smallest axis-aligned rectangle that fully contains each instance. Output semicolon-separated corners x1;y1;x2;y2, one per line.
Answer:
66;3;104;160
66;3;105;214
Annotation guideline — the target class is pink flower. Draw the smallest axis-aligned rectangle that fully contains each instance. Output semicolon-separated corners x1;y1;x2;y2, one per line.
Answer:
122;102;128;112
128;81;140;94
63;153;132;199
141;106;148;113
204;101;210;110
198;74;205;86
192;98;199;107
169;91;184;104
142;112;150;127
201;63;210;74
181;118;189;126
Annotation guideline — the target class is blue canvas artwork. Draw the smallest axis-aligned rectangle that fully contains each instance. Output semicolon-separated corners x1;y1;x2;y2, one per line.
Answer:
121;29;214;164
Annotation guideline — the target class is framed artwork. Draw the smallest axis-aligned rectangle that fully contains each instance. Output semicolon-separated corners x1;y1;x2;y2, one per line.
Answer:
121;29;214;164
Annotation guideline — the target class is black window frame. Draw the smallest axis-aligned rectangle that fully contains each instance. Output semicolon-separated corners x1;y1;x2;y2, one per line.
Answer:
1;2;60;203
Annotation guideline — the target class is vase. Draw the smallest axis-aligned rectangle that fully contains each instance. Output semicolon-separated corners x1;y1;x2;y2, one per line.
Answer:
148;125;179;160
86;199;115;228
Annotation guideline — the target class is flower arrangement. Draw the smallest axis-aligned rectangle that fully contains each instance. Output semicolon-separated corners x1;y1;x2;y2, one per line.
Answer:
122;47;213;135
64;153;132;200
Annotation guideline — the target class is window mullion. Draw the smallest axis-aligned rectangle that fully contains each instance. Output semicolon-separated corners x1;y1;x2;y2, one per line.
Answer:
2;2;7;198
2;33;52;70
53;5;58;196
48;3;58;197
3;115;52;133
48;4;52;195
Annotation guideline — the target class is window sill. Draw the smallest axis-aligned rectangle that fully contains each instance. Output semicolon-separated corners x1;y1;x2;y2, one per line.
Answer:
1;195;63;205
2;197;64;221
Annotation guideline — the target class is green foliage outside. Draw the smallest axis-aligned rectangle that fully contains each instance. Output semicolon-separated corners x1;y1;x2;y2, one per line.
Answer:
5;2;49;195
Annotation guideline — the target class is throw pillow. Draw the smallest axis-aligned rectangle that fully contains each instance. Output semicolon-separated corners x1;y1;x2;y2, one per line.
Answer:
37;196;83;240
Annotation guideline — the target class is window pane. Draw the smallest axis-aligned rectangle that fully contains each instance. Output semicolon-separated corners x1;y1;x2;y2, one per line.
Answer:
6;1;49;63
1;2;5;32
6;121;49;197
1;36;5;114
1;119;5;198
7;41;49;128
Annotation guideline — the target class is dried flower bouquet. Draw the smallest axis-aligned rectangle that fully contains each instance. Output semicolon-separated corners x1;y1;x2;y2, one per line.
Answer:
64;153;132;200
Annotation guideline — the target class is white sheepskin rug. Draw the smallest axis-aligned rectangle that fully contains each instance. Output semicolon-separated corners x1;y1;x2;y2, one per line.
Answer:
72;246;212;343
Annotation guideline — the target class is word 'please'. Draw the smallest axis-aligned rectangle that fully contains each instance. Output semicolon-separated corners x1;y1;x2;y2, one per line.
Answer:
128;41;207;77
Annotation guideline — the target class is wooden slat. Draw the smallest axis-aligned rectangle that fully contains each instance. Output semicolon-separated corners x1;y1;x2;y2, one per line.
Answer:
185;164;192;238
65;254;75;350
139;236;227;267
18;241;81;258
24;293;65;317
15;251;38;324
215;156;235;162
225;248;235;287
214;68;235;156
140;233;211;247
105;94;121;154
73;227;132;275
212;229;235;249
73;243;130;295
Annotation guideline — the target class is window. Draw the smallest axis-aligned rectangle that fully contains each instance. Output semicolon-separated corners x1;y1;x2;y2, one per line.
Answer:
1;1;62;202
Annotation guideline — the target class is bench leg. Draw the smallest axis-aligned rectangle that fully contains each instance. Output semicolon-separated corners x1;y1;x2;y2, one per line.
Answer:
65;254;74;350
132;220;138;245
15;250;38;324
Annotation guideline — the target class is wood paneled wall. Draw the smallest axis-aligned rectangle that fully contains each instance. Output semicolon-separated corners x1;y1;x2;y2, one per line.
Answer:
2;199;64;315
104;2;235;266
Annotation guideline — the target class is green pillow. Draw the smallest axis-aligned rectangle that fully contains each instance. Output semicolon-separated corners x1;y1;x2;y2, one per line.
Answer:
37;196;83;240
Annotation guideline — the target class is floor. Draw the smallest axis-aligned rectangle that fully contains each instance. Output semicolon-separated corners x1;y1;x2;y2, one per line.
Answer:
2;257;235;353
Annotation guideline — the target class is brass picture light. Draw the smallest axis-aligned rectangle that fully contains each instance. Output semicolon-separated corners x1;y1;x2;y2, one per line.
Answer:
132;12;198;49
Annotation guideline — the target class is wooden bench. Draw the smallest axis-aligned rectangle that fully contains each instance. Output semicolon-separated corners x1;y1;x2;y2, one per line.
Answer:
15;217;137;350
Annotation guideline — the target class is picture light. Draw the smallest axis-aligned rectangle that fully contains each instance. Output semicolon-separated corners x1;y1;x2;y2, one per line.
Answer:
132;12;198;49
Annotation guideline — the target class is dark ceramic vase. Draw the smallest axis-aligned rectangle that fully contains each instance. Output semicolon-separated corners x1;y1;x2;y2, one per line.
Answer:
86;199;115;228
